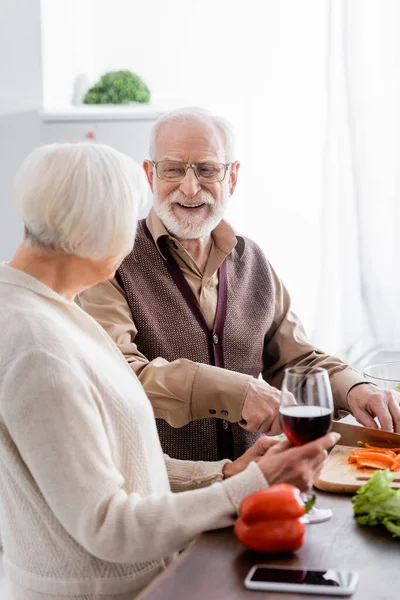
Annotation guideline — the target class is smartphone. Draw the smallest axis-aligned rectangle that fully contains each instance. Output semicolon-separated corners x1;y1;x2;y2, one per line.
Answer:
245;565;359;596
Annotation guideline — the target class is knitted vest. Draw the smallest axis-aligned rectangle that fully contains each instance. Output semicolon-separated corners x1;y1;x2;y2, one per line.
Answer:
117;220;275;461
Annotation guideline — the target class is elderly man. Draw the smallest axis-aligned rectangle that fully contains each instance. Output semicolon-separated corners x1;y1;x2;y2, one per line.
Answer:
78;107;400;462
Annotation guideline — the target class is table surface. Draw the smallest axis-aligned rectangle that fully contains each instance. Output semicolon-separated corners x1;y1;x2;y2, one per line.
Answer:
137;491;399;600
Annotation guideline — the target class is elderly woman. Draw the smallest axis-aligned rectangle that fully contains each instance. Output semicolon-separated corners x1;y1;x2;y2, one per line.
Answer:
0;143;336;600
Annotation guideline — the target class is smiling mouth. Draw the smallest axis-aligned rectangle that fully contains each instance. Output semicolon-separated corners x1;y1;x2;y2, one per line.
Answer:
177;202;206;209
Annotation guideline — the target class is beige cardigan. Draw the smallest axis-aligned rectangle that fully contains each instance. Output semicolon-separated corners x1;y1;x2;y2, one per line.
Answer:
0;264;266;600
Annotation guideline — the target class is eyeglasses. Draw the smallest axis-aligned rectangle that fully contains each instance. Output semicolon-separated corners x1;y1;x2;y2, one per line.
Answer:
152;160;231;183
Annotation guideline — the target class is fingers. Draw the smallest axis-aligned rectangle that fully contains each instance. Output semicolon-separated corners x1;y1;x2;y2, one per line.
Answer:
388;394;400;433
250;436;279;457
266;415;283;436
348;386;399;432
239;414;282;435
371;397;394;431
312;461;325;484
324;431;341;448
241;379;281;433
351;408;378;429
298;432;341;459
258;436;332;490
299;446;330;489
269;439;293;453
311;431;341;452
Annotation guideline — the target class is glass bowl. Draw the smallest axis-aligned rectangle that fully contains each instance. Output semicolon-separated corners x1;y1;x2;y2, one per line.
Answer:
363;362;400;391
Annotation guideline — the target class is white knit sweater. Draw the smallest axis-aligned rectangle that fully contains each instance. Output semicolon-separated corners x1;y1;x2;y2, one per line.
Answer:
0;264;267;600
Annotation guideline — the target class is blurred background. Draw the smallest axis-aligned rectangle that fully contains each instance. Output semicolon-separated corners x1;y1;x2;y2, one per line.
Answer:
1;0;399;368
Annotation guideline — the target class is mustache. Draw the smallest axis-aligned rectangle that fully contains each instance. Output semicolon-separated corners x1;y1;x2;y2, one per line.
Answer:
167;189;215;206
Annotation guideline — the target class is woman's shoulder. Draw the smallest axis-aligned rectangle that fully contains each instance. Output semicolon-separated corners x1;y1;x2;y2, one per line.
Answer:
0;294;79;367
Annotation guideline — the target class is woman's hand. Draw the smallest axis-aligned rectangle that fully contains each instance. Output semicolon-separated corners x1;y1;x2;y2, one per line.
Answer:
223;436;280;478
223;432;340;493
257;432;340;492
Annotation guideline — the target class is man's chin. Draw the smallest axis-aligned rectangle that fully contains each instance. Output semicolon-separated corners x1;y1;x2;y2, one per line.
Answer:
168;214;219;239
154;202;223;239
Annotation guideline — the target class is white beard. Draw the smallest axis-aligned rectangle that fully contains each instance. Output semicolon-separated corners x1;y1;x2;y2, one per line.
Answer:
153;187;229;240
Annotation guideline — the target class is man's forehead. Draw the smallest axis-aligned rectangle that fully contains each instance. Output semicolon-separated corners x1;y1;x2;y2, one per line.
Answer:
155;121;225;160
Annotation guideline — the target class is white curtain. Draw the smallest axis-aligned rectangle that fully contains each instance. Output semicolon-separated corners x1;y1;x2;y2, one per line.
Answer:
43;0;400;362
83;0;329;333
312;0;400;366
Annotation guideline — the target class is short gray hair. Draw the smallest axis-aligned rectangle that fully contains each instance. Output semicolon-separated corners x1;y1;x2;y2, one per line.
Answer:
149;107;235;162
14;143;147;261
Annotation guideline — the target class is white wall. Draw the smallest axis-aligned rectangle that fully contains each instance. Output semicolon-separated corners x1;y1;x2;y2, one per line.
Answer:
0;0;42;259
40;0;328;331
0;0;42;114
89;0;328;330
40;0;94;107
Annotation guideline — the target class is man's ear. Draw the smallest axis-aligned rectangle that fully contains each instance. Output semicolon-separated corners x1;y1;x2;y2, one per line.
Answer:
143;160;155;192
229;161;240;196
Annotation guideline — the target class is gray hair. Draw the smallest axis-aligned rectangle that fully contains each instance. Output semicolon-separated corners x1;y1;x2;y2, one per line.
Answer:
149;107;236;162
14;143;147;261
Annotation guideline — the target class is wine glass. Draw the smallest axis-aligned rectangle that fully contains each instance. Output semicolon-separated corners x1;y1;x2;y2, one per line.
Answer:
279;366;334;524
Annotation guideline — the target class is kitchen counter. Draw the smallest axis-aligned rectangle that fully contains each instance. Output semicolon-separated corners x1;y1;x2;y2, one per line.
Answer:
137;491;400;600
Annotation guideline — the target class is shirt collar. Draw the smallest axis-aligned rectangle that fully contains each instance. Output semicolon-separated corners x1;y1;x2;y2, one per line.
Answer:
145;208;245;259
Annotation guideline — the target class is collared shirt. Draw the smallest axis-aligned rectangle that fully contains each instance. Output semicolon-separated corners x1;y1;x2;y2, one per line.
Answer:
146;208;240;329
77;209;367;427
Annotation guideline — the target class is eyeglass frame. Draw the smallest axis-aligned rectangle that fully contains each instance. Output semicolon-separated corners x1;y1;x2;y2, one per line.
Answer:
151;160;232;183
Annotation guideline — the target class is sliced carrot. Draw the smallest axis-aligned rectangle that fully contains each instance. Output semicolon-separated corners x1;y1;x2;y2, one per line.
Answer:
349;445;400;471
357;458;395;470
355;452;397;470
351;448;397;458
354;451;396;463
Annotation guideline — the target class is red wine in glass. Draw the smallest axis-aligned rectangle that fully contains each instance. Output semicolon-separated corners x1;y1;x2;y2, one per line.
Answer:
280;405;333;446
279;367;334;524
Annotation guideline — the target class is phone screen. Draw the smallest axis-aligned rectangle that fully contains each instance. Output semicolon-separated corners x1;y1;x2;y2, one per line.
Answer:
249;567;352;588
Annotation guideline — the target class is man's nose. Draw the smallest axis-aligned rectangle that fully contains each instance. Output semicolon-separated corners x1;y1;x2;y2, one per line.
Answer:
179;166;202;198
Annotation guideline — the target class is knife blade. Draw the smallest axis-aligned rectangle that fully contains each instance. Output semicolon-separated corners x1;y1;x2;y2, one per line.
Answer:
331;421;400;448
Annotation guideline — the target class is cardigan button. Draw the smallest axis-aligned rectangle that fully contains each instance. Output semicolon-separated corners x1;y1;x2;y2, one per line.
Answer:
222;420;229;429
212;333;219;344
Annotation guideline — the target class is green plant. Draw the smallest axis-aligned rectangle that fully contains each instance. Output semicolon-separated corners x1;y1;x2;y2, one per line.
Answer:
83;71;150;105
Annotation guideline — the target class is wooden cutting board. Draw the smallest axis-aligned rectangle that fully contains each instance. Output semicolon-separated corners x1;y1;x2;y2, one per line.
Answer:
314;445;400;493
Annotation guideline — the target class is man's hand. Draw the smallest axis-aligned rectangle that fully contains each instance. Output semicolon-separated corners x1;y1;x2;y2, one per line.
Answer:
347;384;400;432
257;432;340;492
223;436;280;479
240;379;282;434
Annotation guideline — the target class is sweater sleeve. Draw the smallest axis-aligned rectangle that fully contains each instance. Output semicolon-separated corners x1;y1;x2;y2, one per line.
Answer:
164;455;233;492
0;350;267;565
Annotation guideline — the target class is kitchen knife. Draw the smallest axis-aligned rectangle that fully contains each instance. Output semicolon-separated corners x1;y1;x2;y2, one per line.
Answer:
331;420;400;448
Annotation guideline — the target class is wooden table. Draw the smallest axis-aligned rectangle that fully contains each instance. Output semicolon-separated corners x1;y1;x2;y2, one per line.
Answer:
137;491;399;599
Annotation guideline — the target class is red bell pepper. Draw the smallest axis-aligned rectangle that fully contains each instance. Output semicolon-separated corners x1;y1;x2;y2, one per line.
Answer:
234;484;306;553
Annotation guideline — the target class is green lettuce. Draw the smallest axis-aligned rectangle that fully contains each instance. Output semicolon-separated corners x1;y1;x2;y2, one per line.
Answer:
352;470;400;537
